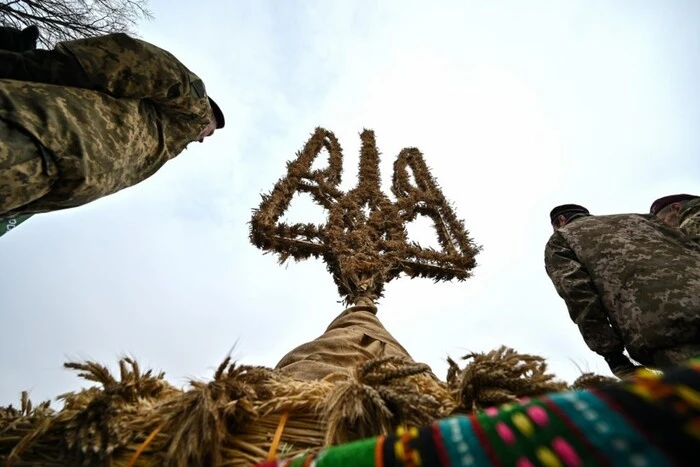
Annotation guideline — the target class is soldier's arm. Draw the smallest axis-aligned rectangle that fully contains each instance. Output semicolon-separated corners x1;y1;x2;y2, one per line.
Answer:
0;48;94;88
544;233;625;356
54;34;208;107
679;198;700;244
0;33;210;119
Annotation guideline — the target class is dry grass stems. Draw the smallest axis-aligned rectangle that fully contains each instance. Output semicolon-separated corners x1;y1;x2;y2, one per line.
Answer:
0;349;615;466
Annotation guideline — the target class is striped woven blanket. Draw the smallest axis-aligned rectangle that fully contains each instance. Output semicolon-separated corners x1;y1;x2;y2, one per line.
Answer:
256;358;700;466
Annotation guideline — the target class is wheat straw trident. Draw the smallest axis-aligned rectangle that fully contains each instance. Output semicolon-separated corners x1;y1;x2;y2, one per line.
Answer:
249;127;480;306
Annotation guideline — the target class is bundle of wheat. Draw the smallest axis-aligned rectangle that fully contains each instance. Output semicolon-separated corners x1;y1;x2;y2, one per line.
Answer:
249;127;481;306
0;347;614;466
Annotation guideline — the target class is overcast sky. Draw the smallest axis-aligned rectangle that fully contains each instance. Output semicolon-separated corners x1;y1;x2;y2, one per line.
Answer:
1;0;700;407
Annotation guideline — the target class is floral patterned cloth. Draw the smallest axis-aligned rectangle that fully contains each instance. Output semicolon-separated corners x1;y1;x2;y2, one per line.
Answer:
256;358;700;466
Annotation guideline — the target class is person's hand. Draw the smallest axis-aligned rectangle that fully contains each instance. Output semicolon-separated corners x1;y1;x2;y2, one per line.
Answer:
604;353;641;379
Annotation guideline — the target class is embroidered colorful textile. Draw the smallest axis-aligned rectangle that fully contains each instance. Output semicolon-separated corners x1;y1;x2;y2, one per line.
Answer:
256;358;700;466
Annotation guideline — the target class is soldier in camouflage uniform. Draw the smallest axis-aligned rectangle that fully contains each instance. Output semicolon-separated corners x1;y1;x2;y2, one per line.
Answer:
544;204;700;377
650;193;700;245
0;31;225;217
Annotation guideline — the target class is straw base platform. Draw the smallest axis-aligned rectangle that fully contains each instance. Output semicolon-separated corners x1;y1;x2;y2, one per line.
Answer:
0;348;615;466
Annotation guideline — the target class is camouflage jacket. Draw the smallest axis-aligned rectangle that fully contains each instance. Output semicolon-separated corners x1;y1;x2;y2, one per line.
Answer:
544;214;700;365
680;198;700;245
0;33;212;214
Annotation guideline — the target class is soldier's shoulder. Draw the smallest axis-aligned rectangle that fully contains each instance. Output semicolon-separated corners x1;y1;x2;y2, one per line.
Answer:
564;213;647;229
544;230;570;255
58;33;168;58
557;214;655;252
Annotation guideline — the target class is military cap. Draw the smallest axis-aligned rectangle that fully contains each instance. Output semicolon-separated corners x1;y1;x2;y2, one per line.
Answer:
649;194;698;215
549;204;590;224
208;97;225;129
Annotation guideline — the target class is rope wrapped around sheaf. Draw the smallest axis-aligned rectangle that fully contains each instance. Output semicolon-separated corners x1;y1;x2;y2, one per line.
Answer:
319;356;448;445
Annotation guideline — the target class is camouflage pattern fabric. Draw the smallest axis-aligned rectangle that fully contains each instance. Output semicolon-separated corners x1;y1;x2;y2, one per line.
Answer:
544;214;700;367
0;25;40;231
680;198;700;245
0;119;58;214
275;303;419;381
0;33;213;216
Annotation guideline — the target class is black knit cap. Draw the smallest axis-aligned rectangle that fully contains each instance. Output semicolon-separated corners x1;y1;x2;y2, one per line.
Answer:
549;204;590;224
649;194;698;215
208;97;225;129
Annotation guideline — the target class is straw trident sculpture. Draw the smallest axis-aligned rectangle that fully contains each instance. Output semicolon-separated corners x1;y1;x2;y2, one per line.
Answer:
250;127;480;305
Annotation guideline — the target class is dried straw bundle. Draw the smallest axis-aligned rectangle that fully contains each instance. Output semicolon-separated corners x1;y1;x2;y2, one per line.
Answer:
249;127;481;305
447;346;569;412
0;347;614;466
